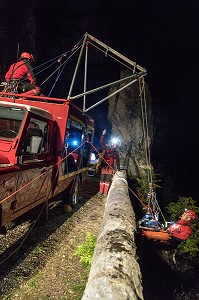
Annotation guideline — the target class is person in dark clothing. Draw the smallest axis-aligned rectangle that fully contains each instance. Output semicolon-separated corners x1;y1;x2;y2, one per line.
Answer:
5;52;40;96
98;129;120;196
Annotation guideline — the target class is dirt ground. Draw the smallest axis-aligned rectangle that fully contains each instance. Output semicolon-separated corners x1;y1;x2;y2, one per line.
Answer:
0;176;105;300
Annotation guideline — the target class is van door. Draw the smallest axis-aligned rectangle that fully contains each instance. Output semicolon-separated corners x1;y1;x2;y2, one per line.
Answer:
1;115;54;225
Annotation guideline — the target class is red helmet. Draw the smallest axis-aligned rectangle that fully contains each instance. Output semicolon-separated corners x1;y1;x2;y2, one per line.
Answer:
184;210;196;220
20;52;33;60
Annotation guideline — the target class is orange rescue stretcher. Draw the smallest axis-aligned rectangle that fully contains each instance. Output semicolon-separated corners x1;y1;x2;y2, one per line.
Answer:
141;227;172;241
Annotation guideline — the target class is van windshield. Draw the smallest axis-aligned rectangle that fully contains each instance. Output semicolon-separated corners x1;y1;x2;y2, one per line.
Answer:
0;106;26;139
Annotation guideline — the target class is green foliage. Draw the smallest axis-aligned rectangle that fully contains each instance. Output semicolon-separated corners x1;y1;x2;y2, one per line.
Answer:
136;171;161;202
74;233;97;269
166;196;199;259
27;270;42;290
166;196;199;220
178;234;199;258
72;285;86;300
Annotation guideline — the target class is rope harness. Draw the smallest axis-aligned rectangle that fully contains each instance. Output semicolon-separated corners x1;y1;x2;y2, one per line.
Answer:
2;79;20;94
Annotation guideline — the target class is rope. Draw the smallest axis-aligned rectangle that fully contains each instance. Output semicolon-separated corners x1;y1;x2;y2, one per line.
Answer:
4;36;85;93
39;42;82;88
0;140;88;264
89;142;149;211
33;34;85;73
139;77;152;184
0;140;87;205
88;41;135;73
0;163;61;265
139;77;166;222
34;59;58;78
0;137;152;264
47;59;67;96
142;79;152;183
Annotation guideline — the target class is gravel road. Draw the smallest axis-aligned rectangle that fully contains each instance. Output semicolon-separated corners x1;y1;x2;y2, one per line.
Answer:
0;176;105;300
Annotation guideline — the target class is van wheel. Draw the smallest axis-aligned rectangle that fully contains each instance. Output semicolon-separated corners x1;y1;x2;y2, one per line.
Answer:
70;176;80;208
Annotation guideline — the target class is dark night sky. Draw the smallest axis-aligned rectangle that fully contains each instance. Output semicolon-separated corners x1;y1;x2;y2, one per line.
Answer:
34;1;199;199
35;0;199;101
1;1;199;198
34;1;199;132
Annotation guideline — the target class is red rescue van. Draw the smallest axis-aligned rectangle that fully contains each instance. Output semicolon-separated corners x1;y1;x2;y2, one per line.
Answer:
0;93;94;228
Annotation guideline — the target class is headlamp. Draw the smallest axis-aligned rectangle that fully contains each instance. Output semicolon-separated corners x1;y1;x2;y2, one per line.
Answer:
111;137;120;146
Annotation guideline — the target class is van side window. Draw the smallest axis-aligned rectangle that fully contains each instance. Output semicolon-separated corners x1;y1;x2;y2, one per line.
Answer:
63;119;83;173
82;129;93;167
0;106;26;139
22;118;48;155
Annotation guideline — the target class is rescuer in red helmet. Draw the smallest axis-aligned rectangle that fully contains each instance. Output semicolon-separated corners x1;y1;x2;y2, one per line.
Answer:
167;209;196;242
139;209;197;245
5;52;40;96
98;129;120;196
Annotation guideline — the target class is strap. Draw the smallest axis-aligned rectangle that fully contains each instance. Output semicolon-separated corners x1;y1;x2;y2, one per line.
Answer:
8;62;26;80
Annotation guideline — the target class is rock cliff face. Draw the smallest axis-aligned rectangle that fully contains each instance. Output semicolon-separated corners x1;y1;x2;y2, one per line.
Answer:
108;70;153;179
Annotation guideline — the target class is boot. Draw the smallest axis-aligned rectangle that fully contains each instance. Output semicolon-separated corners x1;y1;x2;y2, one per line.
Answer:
99;182;104;195
103;182;110;196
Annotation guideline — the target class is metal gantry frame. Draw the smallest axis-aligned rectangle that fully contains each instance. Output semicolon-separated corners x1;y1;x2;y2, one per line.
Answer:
67;32;147;113
66;33;165;223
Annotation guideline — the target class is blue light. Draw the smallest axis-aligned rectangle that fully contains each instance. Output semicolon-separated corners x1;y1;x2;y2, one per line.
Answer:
72;140;78;146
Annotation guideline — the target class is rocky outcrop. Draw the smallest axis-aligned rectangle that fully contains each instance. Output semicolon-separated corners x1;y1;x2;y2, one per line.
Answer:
108;70;153;178
82;171;143;300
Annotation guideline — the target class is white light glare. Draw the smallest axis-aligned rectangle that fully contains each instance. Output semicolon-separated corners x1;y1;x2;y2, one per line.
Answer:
111;137;119;145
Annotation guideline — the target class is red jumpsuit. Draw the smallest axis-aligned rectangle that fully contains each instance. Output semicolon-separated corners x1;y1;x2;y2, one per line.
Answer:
5;60;40;95
168;219;192;241
99;135;120;195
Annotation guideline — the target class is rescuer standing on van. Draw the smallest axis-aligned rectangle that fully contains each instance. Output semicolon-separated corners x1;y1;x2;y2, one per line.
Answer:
5;52;40;96
98;129;120;196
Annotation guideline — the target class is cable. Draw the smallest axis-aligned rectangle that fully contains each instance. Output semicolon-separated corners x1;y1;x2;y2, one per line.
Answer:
0;140;87;264
47;60;66;96
39;42;82;88
88;41;135;73
139;77;152;184
89;142;149;210
0;140;87;205
33;34;85;73
139;78;166;222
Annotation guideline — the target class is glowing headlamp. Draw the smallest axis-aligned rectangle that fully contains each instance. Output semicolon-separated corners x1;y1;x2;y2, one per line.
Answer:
111;137;120;146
